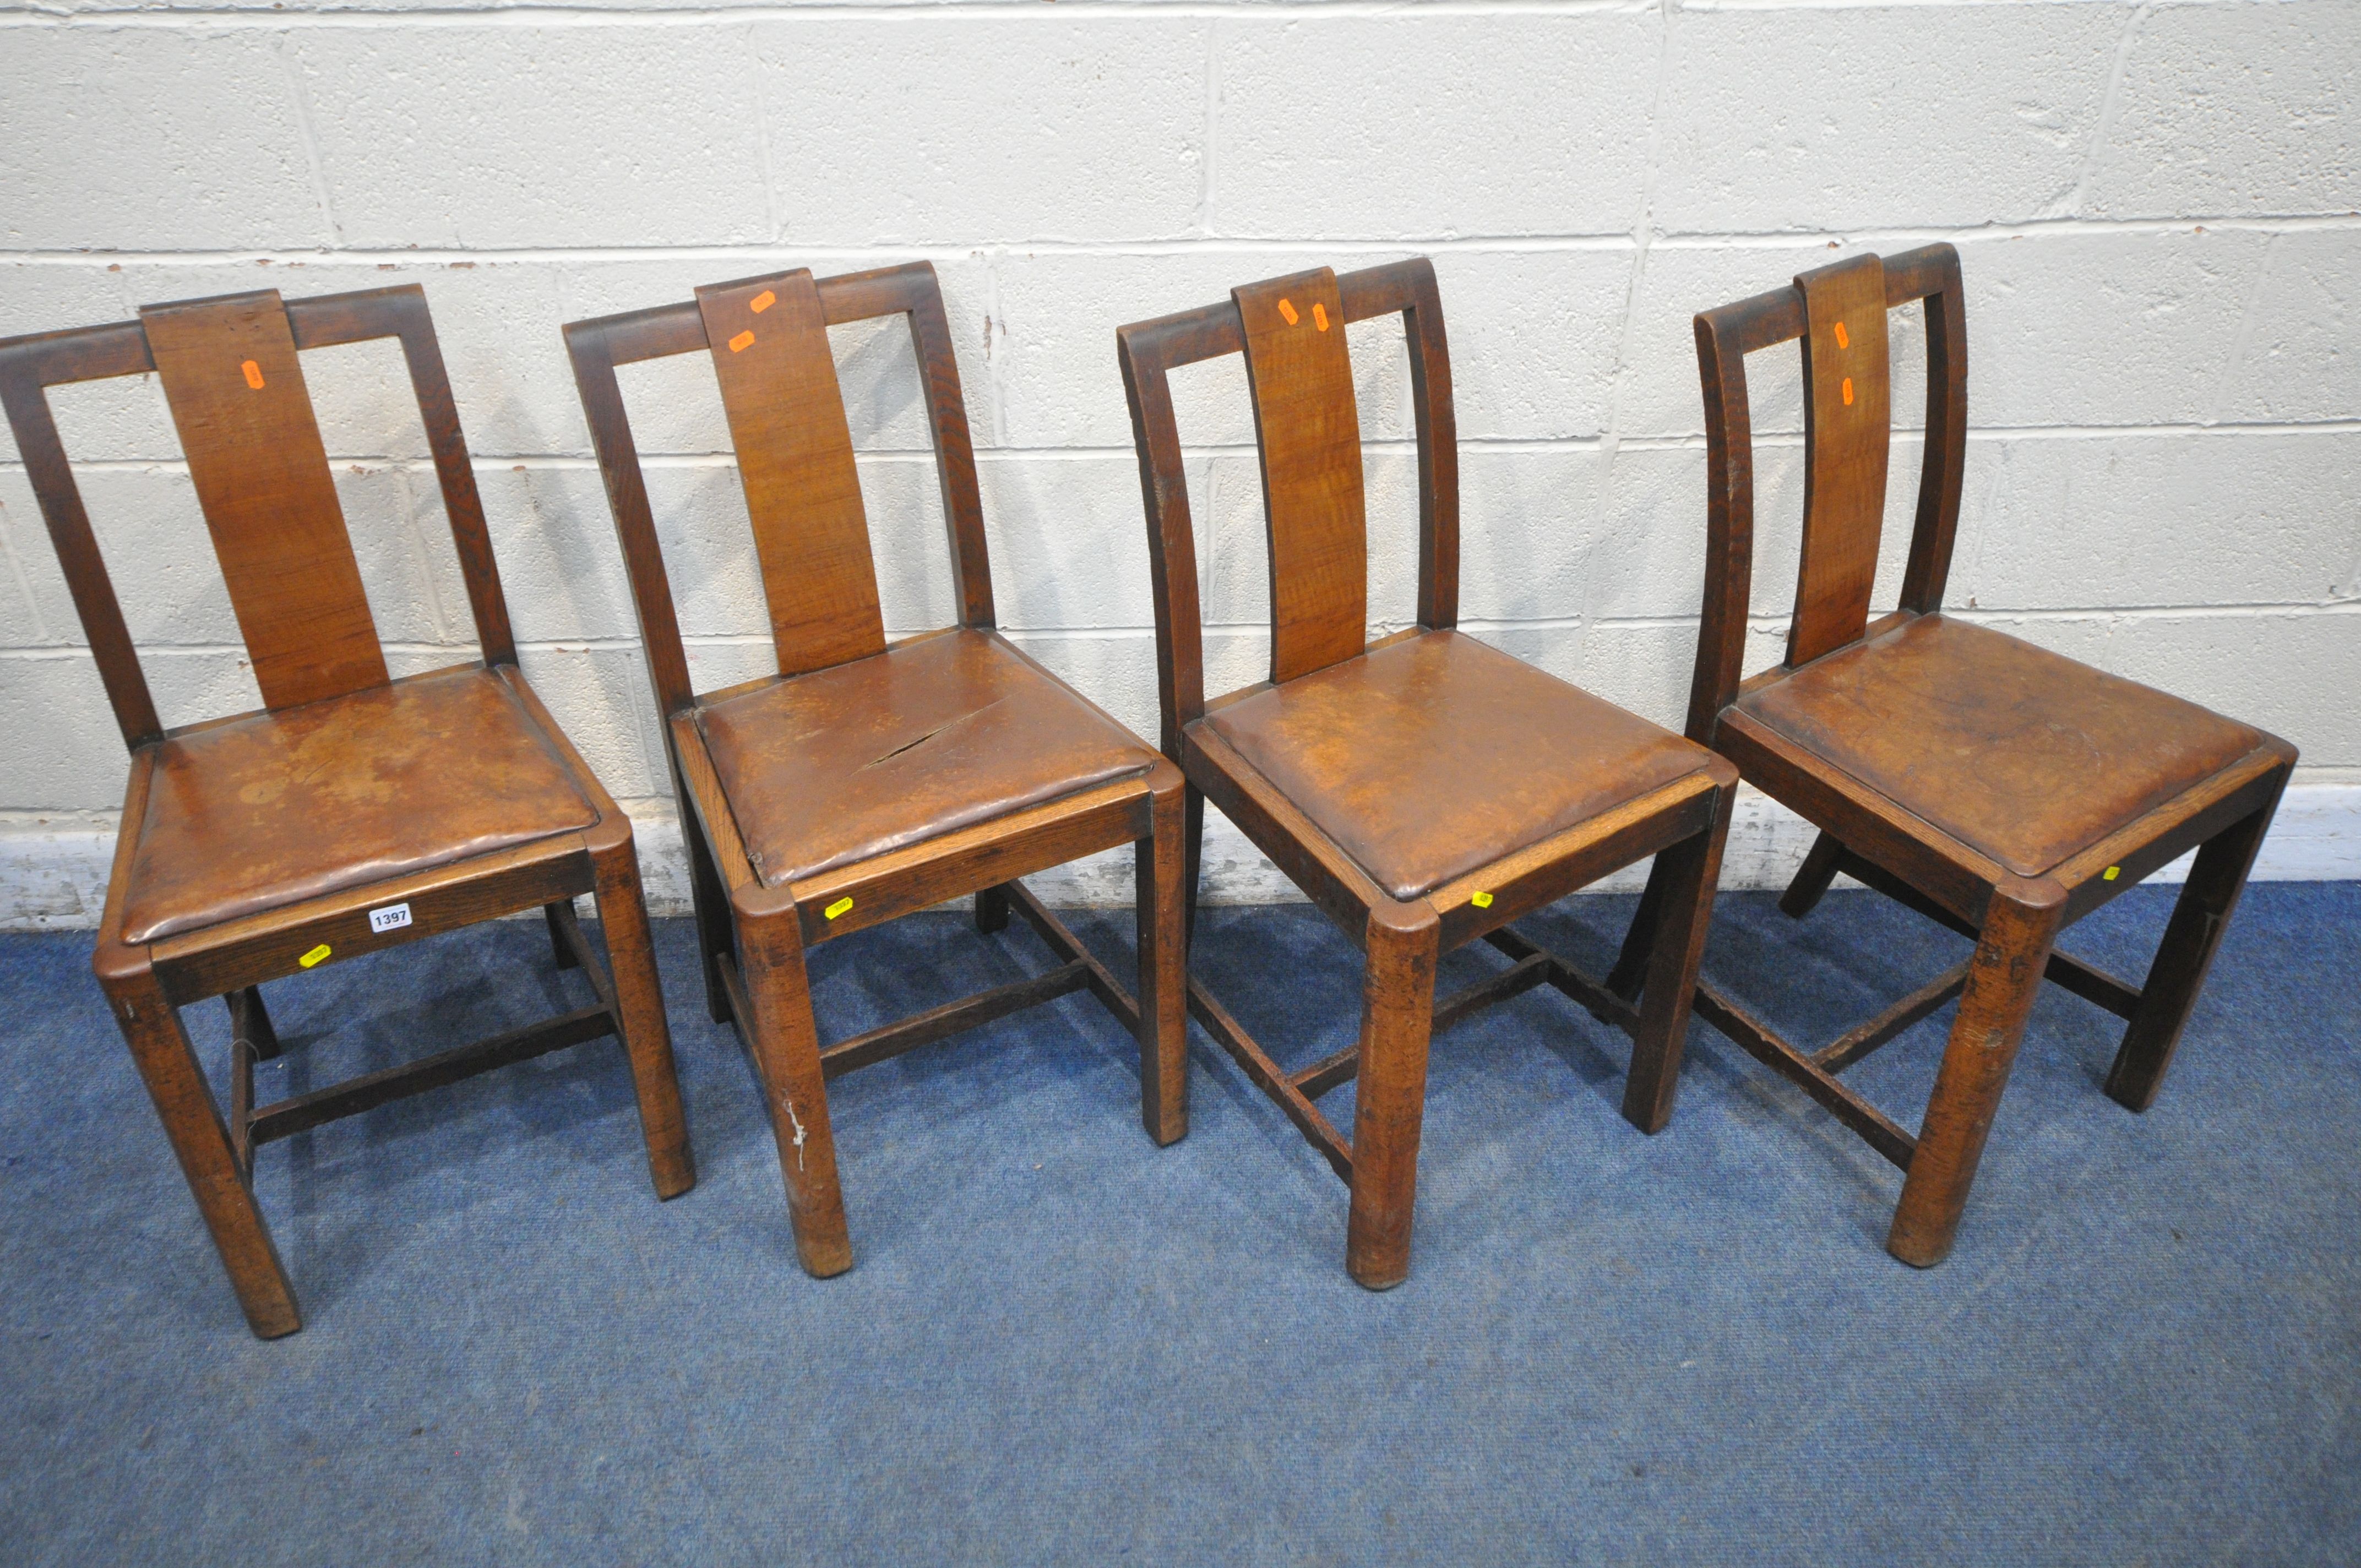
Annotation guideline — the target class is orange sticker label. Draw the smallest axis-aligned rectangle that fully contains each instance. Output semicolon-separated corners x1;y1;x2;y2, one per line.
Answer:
1276;298;1299;326
1841;377;1854;406
241;360;265;390
1834;322;1850;350
749;290;776;314
1312;302;1330;332
728;330;756;353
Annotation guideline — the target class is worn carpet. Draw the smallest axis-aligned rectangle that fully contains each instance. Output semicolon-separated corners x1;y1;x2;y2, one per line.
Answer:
1;881;2354;1565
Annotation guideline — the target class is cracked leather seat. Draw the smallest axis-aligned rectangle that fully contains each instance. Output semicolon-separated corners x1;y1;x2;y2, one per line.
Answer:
697;627;1160;887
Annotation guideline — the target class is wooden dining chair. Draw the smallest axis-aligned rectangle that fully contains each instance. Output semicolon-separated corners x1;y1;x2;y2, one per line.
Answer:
1117;260;1739;1288
564;262;1187;1278
1666;244;2296;1266
0;286;694;1339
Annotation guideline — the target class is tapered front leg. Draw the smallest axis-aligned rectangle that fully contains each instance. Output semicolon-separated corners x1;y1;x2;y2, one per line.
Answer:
1134;773;1190;1146
1888;878;2066;1267
1345;901;1441;1290
739;912;853;1277
2106;776;2285;1113
591;839;695;1200
104;960;301;1339
1622;783;1736;1134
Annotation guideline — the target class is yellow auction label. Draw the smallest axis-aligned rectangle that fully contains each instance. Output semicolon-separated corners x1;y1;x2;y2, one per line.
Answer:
298;943;333;968
1470;891;1494;909
2103;865;2120;881
824;897;855;921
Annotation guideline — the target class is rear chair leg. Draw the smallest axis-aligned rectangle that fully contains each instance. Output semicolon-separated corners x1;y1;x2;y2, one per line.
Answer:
590;839;695;1200
1345;903;1441;1290
741;914;853;1278
544;901;580;968
1604;869;1664;1004
106;962;301;1339
1134;774;1190;1146
226;984;280;1060
1887;879;2065;1267
1622;782;1736;1134
2105;783;2283;1113
973;883;1013;935
1780;830;1847;919
680;787;738;1025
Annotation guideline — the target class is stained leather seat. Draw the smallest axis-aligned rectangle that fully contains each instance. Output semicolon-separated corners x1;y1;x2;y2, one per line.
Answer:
1200;630;1714;901
120;668;599;945
698;629;1160;888
1734;613;2266;878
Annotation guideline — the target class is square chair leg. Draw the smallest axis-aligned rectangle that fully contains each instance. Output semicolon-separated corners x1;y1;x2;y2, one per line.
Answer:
1887;878;2066;1267
101;960;302;1339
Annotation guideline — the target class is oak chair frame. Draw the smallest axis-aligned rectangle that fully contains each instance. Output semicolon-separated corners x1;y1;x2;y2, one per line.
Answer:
565;261;1188;1279
1119;258;1739;1289
1667;242;2296;1265
0;285;694;1339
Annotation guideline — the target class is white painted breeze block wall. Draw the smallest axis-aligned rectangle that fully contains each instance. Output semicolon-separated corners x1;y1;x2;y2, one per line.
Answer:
1;0;2355;925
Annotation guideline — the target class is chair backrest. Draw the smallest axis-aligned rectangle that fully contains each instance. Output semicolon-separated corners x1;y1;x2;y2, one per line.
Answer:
564;262;991;723
1684;243;1970;742
0;285;514;750
1117;258;1459;755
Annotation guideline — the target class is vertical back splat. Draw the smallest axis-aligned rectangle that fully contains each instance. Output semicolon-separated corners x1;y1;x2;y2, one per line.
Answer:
1788;253;1891;669
697;270;885;679
140;292;389;710
1233;268;1368;685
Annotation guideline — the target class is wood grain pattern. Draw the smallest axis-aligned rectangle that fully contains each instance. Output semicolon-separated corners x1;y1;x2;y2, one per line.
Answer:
4;285;694;1337
697;270;886;677
572;262;1188;1278
1683;244;2298;1268
1233;268;1368;684
1120;257;1735;1290
140;292;388;709
1787;253;1891;668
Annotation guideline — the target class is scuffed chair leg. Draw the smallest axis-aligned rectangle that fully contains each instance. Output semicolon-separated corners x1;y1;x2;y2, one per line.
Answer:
2106;780;2284;1113
742;913;853;1278
1135;770;1190;1146
1887;878;2065;1268
1345;902;1441;1291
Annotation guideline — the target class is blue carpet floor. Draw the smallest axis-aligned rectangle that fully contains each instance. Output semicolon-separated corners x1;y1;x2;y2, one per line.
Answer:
1;882;2355;1565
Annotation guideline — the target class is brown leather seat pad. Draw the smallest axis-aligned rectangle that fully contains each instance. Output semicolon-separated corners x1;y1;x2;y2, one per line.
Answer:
1734;614;2266;878
1202;631;1713;902
120;668;599;945
697;629;1159;888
